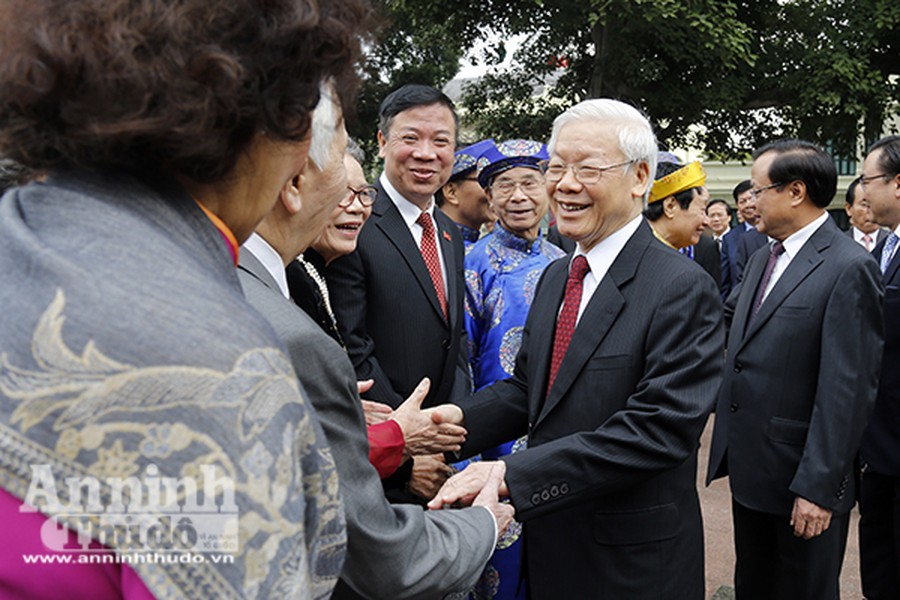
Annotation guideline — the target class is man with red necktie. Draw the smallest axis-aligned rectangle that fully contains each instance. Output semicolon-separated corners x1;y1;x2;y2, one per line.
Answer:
431;98;724;599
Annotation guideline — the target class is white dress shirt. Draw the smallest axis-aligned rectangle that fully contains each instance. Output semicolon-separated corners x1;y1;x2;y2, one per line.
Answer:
242;233;290;299
760;212;829;303
379;172;448;297
571;215;643;324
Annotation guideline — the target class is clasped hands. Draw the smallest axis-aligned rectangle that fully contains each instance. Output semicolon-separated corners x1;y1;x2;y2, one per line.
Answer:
358;378;466;456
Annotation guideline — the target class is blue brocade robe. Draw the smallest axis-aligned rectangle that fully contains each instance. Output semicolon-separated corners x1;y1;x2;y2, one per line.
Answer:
462;225;564;600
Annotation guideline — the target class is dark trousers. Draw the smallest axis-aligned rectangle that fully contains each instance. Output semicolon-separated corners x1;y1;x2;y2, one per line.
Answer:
859;470;900;600
732;499;849;600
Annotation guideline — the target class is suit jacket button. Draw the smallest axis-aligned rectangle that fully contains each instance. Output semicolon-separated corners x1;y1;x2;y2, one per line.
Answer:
560;483;569;494
442;338;451;350
550;485;559;497
540;490;550;501
733;361;743;373
531;493;541;505
730;402;739;412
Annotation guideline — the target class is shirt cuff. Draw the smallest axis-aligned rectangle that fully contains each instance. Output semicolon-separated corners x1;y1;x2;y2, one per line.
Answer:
474;505;498;558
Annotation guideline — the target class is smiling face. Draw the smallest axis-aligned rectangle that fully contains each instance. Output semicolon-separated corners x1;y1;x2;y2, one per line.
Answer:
487;166;548;241
313;154;372;264
548;120;649;252
377;102;456;208
862;148;900;230
736;189;757;225
667;188;710;248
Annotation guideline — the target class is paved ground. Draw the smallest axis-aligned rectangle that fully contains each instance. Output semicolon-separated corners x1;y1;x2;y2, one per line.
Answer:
698;415;863;599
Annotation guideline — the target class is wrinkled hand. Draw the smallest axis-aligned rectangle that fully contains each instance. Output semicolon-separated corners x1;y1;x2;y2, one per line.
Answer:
357;379;392;425
471;462;515;541
408;454;455;501
428;461;509;510
791;496;832;539
391;378;467;456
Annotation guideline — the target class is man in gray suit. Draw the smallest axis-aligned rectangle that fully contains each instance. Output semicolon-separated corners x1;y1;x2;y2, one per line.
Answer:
707;139;884;599
238;90;513;599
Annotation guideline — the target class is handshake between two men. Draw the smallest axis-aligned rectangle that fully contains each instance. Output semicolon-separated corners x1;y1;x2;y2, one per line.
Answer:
359;377;516;540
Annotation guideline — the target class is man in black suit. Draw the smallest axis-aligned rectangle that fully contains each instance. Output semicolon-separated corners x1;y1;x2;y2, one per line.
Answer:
431;98;724;599
720;180;755;300
857;134;900;600
326;84;467;500
845;175;887;252
707;140;884;600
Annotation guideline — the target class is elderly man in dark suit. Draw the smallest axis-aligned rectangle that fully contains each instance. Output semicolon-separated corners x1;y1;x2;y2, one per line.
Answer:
326;84;469;500
858;134;900;600
707;139;884;600
430;98;724;599
237;90;514;599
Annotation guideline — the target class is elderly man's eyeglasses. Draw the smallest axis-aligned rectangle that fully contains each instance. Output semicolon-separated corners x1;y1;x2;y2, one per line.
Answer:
859;173;892;190
748;182;784;200
491;177;543;198
540;159;635;185
338;185;377;208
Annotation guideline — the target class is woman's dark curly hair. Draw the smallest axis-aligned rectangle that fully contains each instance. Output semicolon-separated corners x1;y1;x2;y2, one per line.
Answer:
0;0;370;183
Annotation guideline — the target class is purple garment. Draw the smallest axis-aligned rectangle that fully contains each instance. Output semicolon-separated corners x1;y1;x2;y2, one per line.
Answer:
0;488;155;599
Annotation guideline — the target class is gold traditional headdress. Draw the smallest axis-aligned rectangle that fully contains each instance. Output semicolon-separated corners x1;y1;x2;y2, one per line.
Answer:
648;161;707;204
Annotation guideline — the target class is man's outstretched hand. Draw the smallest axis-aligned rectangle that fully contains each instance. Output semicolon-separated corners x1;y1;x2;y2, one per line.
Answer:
428;460;510;509
429;461;515;541
391;378;467;456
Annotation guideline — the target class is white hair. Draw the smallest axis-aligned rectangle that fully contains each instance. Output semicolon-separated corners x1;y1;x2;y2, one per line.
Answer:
547;99;658;201
307;82;340;170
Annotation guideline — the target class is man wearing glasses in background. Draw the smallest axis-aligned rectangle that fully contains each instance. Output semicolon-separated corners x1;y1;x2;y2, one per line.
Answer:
431;99;724;599
707;139;883;600
857;134;900;600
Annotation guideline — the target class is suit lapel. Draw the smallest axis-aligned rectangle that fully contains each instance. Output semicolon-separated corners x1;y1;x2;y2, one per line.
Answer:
372;185;448;323
238;251;281;292
434;209;459;325
534;222;649;428
739;221;832;348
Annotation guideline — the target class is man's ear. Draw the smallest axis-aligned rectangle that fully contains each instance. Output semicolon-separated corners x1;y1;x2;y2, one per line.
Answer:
663;197;678;218
377;130;387;159
280;175;303;214
442;182;461;207
788;180;807;208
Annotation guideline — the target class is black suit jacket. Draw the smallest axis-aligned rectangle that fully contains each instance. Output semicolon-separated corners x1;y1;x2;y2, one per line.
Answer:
720;224;749;301
708;217;883;516
693;233;721;288
326;181;470;409
460;220;724;599
546;223;575;254
734;227;767;284
861;233;900;476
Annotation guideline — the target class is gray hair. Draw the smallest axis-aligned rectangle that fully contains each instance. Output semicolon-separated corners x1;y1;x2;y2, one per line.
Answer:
307;82;341;170
345;137;365;164
547;99;658;202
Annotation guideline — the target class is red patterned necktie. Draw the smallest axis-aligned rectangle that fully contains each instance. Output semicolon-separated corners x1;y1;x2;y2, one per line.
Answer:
416;211;447;318
547;255;590;396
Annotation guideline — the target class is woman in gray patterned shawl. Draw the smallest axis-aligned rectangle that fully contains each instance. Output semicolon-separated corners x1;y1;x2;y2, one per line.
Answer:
0;0;370;597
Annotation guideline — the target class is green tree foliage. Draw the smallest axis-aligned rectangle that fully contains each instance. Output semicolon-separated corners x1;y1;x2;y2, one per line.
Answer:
353;0;899;165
